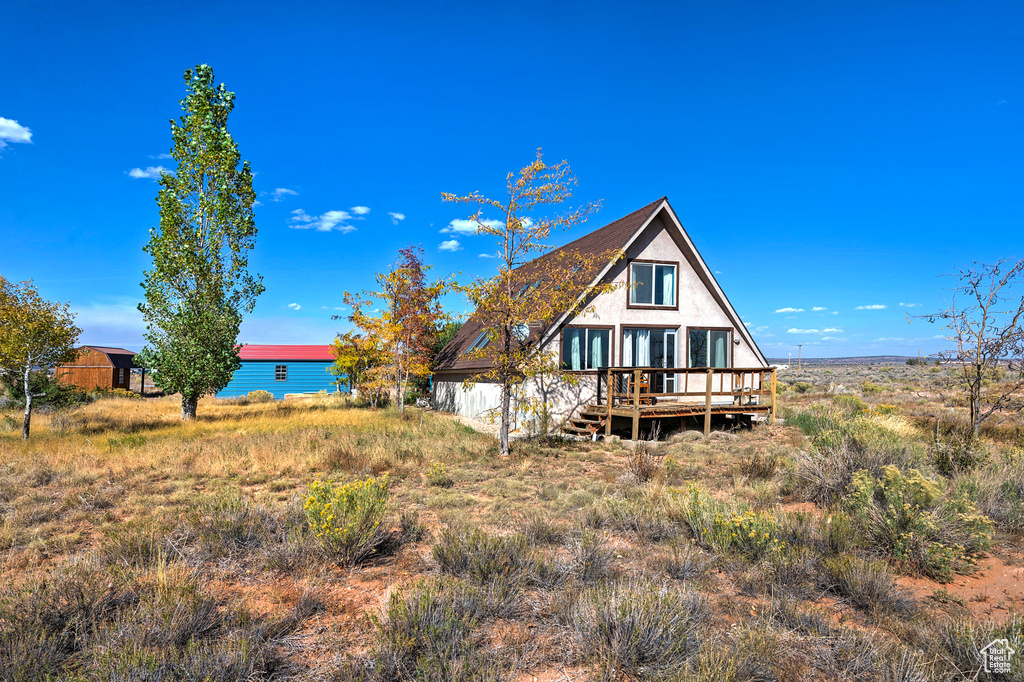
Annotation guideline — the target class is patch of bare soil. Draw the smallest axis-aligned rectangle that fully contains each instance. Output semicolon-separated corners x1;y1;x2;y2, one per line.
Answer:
898;550;1024;625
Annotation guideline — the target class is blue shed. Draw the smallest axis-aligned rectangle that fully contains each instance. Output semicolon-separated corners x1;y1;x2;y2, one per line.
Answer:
217;344;342;399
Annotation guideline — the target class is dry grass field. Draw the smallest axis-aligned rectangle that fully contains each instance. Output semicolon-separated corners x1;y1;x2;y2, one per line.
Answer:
0;364;1022;680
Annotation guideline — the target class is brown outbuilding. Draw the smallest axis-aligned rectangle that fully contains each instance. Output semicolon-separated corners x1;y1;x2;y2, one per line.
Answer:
55;346;141;392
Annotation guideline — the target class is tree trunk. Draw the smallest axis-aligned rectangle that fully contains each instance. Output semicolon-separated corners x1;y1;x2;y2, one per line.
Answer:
396;358;405;413
22;367;32;440
499;381;511;458
181;394;198;421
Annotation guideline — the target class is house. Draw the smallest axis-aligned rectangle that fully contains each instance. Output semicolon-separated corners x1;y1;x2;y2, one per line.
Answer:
216;345;341;399
431;197;774;437
56;346;141;391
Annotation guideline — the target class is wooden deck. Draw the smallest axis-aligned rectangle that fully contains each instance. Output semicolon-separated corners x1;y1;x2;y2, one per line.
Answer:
563;366;777;439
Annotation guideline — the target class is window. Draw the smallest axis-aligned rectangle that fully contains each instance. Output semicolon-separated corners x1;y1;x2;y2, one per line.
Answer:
561;328;610;370
466;332;490;354
629;262;676;306
275;364;288;381
688;329;730;368
118;369;125;384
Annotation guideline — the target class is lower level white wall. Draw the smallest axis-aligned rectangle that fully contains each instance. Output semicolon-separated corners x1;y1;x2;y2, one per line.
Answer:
433;378;503;420
432;372;601;432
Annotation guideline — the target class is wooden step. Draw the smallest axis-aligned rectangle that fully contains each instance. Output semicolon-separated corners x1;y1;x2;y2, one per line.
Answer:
561;424;593;435
572;418;603;426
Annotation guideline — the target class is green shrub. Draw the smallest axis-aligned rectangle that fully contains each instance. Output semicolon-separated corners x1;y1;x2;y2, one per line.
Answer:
793;381;813;394
432;525;533;582
1;370;90;409
303;475;392;564
675;484;783;561
246;389;274;403
570;580;710;678
819;555;914;615
349;578;507;681
792;405;927;507
91;387;143;400
832;394;868;415
931;425;988;476
845;466;992;582
861;381;884;395
426;460;454;488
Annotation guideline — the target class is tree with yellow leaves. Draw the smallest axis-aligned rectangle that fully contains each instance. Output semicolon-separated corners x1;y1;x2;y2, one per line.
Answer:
443;150;622;457
338;246;448;411
329;330;389;407
0;277;81;439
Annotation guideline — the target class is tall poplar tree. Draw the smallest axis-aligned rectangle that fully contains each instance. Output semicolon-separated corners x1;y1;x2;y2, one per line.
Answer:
138;65;263;420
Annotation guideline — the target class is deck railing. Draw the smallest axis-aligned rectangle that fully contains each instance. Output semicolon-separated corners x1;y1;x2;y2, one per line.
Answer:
596;366;777;438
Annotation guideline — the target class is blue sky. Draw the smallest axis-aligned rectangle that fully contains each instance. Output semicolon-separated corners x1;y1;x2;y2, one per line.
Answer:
1;0;1021;358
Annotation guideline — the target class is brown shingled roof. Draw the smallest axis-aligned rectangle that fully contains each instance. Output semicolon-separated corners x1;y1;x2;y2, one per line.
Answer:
433;198;666;373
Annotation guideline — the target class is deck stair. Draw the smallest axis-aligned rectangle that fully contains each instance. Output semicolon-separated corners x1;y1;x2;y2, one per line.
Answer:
561;410;607;436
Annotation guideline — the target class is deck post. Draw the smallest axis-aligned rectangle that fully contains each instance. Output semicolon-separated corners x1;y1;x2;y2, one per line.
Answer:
704;368;713;435
770;368;777;425
606;367;613;436
632;368;641;441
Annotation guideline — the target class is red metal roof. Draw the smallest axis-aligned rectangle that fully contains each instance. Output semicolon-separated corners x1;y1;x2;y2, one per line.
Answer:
237;345;335;361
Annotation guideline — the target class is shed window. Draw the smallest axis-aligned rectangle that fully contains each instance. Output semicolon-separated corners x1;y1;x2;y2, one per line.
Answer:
275;365;288;381
118;369;125;384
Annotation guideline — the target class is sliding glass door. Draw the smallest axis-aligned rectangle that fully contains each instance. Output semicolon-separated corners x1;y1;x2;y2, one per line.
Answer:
622;328;677;394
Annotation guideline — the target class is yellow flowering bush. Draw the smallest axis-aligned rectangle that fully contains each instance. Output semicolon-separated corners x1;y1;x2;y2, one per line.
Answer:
303;475;391;563
846;466;992;582
674;483;783;560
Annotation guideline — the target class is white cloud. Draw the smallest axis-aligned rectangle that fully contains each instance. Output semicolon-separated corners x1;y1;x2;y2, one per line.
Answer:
874;337;904;342
388;212;406;224
714;270;721;274
287;303;301;311
439;239;462;252
271;187;298;201
0;117;32;150
775;307;804;313
148;153;173;160
478;253;496;258
350;206;370;216
831;311;839;315
441;218;503;235
787;327;843;334
288;208;356;233
127;166;172;180
812;306;827;311
899;302;921;308
821;336;845;341
855;304;887;310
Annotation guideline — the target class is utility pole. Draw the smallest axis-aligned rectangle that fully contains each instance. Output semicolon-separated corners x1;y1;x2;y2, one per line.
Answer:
798;343;802;370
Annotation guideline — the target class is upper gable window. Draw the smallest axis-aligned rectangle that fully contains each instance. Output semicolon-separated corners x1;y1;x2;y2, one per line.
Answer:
629;262;676;307
466;332;490;354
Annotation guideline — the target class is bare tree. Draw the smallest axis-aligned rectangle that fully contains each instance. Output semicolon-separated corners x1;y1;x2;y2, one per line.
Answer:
921;259;1024;435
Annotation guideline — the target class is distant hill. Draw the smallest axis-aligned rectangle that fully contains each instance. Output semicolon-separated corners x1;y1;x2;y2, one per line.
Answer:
766;355;920;366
